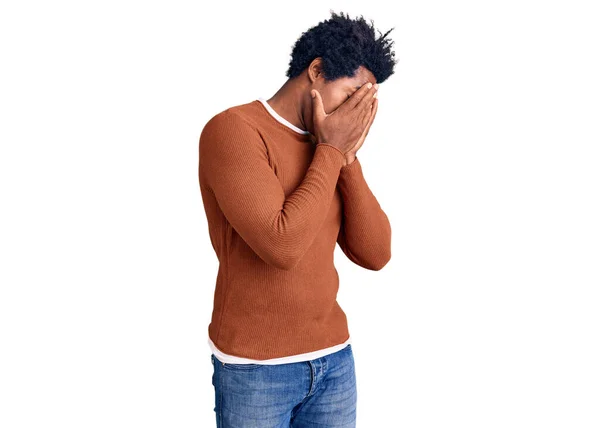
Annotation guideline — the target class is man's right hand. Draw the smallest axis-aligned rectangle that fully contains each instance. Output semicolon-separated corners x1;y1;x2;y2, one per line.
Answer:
311;82;378;155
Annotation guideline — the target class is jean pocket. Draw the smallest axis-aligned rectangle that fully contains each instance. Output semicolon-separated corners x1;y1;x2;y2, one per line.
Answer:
222;362;263;371
213;355;264;370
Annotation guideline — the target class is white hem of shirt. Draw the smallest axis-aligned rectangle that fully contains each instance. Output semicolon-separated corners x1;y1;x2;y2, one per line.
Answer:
257;97;310;135
208;335;352;365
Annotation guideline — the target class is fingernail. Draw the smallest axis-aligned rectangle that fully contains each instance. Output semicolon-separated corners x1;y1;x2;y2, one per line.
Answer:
367;82;372;89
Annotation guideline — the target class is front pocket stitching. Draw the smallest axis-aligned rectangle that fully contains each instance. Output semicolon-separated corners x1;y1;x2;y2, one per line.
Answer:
222;363;262;370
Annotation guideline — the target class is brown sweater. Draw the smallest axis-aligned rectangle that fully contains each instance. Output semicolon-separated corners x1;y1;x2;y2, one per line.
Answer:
198;99;391;360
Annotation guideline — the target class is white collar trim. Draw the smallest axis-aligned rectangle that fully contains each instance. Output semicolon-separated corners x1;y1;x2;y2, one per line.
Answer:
258;97;310;135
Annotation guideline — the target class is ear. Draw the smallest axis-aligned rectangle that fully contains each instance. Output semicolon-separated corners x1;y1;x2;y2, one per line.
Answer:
307;57;324;84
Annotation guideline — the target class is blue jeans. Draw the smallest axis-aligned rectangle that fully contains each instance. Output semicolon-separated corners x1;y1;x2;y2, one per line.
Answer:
211;344;357;427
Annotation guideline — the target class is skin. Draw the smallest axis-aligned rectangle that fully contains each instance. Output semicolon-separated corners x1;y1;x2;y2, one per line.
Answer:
265;57;379;166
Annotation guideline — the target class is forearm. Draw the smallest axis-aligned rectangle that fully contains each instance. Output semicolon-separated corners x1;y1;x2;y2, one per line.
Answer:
200;111;346;270
337;156;392;269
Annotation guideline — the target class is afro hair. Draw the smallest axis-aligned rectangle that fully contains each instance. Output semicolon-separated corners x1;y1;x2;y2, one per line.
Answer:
286;10;398;84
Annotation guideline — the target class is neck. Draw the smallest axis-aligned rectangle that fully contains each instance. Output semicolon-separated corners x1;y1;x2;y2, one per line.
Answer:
265;78;310;134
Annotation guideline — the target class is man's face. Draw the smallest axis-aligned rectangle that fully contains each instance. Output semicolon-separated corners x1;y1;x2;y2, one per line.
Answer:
307;65;377;135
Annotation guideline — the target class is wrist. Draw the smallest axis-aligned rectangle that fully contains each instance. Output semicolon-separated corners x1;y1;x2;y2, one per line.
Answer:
344;154;357;166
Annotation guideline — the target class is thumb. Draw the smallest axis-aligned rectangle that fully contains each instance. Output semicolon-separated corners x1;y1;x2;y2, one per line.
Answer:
311;90;326;123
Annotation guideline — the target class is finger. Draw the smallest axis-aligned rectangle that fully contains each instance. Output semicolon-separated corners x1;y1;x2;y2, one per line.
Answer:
356;84;378;112
359;97;377;131
369;97;378;124
359;106;372;130
364;104;376;132
359;93;377;120
347;82;375;110
311;89;326;123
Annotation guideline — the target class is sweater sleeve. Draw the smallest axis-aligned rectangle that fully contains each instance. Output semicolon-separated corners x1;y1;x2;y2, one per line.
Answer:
199;110;345;270
336;156;392;270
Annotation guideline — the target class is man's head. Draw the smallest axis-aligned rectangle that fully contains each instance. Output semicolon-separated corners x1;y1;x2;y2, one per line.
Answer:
284;11;397;134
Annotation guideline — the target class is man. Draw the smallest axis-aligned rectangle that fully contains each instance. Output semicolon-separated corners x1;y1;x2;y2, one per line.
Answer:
198;10;396;427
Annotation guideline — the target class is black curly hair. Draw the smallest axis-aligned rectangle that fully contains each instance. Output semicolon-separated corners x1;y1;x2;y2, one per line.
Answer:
286;10;397;84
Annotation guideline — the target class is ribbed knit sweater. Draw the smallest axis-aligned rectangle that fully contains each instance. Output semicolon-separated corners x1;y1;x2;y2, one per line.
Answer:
198;98;392;361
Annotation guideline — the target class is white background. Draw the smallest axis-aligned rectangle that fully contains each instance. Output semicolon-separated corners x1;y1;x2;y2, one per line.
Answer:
1;1;599;427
